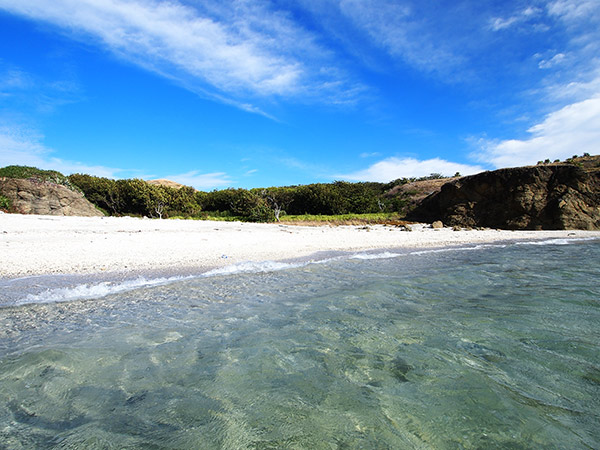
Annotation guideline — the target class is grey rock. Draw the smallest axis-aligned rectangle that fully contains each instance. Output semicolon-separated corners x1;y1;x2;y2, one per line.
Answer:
407;164;600;230
0;178;104;217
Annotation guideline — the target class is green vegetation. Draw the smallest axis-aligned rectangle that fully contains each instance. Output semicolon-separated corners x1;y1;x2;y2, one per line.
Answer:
280;212;402;225
0;194;11;211
66;175;420;222
68;174;201;218
0;164;461;222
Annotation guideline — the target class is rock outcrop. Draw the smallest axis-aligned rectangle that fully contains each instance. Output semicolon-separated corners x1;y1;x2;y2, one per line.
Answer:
147;179;187;190
0;178;104;217
407;164;600;230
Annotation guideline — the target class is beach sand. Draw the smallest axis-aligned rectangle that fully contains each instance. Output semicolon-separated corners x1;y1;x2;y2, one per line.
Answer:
1;213;599;278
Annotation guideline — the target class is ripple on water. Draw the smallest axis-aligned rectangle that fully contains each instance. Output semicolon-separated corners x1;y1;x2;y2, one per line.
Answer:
0;239;599;448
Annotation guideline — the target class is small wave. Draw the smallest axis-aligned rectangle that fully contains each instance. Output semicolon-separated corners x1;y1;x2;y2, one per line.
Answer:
9;258;341;306
201;260;306;277
409;243;508;256
351;251;402;260
516;237;598;246
9;237;597;306
15;275;190;306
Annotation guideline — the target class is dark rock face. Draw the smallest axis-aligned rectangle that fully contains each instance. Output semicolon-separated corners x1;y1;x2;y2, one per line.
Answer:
407;165;600;230
0;178;104;217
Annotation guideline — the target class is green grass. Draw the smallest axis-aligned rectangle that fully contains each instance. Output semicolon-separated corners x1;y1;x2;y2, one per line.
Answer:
279;212;404;225
167;212;404;225
169;215;246;222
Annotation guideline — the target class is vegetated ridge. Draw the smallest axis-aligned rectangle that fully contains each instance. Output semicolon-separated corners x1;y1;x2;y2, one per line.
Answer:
1;155;598;230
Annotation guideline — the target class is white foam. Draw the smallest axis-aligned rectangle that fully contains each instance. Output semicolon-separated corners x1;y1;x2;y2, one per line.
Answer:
11;236;598;306
351;251;402;260
11;257;343;306
409;243;507;256
516;237;598;246
16;275;190;306
201;260;306;277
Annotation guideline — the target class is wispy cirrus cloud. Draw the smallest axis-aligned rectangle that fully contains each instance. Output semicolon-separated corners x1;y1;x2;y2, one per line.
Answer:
164;170;232;190
537;52;566;69
547;0;600;22
334;0;467;77
0;126;122;177
0;62;82;113
337;157;483;183
0;125;233;188
0;0;362;115
489;6;542;31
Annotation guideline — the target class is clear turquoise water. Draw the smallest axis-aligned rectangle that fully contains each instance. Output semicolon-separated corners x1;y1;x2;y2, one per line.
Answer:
0;239;599;449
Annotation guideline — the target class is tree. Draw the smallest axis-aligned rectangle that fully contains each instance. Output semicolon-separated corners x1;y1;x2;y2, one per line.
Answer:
146;185;170;219
260;187;294;221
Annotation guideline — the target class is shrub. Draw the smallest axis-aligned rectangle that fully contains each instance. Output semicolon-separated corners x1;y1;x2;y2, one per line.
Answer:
0;194;10;211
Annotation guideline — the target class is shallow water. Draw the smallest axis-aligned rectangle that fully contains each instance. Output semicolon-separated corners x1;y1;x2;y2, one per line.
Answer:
1;239;599;449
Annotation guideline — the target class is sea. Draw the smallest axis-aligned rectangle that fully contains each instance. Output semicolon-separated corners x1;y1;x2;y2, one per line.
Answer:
0;237;599;449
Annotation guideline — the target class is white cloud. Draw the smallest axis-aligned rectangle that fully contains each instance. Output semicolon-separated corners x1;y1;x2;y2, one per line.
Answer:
0;0;300;95
165;170;232;190
0;126;231;188
489;6;542;31
538;53;566;69
548;0;600;22
0;127;121;177
0;68;33;92
359;152;380;158
473;96;600;168
0;0;360;113
337;157;484;182
337;0;463;76
546;69;600;102
489;16;518;31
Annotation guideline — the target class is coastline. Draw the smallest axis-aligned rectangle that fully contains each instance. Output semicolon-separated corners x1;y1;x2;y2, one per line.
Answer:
2;213;600;279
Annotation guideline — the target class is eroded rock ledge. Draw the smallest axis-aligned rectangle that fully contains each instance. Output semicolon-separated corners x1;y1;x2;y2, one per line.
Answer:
0;178;104;217
407;165;600;230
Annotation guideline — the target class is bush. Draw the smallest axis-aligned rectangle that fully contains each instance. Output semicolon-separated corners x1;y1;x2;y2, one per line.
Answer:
0;194;11;211
69;173;202;218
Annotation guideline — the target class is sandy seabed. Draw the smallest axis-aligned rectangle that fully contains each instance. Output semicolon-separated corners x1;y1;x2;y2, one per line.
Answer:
1;213;599;279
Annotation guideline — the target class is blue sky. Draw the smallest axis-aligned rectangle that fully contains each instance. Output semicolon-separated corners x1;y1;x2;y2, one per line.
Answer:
1;0;599;190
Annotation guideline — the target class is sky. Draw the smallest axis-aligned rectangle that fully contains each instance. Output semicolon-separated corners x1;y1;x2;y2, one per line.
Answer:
0;0;599;190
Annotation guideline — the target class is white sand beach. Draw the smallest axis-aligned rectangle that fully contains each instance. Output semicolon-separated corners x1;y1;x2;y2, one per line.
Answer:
1;213;599;278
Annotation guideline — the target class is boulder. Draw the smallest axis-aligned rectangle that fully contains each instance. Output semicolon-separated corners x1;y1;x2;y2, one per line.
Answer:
0;178;104;217
407;164;600;230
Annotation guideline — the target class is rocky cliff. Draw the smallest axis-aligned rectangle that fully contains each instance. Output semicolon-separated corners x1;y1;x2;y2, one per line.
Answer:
407;163;600;230
0;178;104;217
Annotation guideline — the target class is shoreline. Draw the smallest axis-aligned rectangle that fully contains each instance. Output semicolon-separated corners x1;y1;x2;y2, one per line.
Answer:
2;213;600;279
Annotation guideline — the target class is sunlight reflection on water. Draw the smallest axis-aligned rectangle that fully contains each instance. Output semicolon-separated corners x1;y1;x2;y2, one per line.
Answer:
1;240;599;448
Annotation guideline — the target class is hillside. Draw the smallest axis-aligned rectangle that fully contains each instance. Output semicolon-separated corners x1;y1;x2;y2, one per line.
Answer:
407;156;600;230
147;179;187;190
384;177;460;215
2;156;598;229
